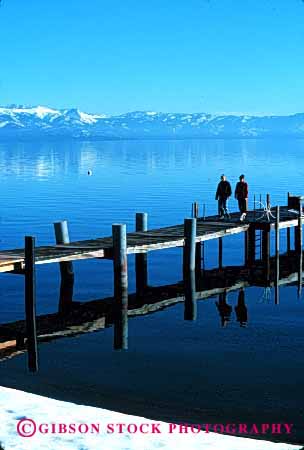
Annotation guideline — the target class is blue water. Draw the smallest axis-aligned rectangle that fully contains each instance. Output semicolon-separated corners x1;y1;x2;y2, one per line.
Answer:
1;138;304;442
1;138;304;321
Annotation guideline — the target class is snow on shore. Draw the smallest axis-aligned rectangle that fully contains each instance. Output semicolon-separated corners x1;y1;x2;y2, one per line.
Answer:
0;386;301;450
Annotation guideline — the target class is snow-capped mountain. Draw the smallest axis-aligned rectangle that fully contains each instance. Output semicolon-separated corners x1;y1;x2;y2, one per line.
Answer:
1;105;304;139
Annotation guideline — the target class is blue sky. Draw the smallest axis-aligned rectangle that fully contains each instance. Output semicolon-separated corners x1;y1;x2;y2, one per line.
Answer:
0;0;304;115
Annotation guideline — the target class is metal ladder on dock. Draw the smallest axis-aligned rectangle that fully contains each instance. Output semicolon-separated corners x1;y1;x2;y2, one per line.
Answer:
255;229;262;260
253;194;263;261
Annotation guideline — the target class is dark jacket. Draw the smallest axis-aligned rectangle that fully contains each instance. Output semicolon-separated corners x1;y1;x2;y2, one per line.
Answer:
216;180;232;200
235;181;248;199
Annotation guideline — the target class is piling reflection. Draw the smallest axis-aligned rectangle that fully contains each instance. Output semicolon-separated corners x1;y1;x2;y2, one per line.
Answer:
184;270;197;321
1;249;304;369
58;272;74;315
113;300;128;351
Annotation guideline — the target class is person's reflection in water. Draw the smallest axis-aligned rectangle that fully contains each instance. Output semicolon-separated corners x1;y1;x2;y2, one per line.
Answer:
215;291;232;327
235;288;248;327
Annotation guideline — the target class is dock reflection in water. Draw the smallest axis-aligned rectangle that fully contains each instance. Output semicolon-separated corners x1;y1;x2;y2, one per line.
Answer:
0;248;302;362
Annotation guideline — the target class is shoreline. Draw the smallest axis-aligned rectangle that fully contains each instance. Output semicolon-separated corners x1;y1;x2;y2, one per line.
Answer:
0;386;302;450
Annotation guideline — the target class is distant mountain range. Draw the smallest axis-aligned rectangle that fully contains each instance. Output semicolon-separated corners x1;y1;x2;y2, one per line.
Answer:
1;105;304;139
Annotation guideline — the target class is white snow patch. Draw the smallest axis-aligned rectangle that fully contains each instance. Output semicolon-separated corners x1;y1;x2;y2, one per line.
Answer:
79;111;106;124
0;106;60;119
0;386;301;450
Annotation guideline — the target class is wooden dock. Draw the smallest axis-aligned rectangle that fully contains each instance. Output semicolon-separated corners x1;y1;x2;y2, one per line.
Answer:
0;219;249;273
0;192;303;371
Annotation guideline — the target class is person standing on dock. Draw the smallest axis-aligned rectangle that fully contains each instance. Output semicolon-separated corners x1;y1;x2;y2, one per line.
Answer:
215;174;232;219
235;174;248;222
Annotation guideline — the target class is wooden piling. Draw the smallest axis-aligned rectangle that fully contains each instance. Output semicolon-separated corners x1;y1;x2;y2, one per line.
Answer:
247;226;256;266
135;213;148;298
24;236;38;372
183;218;197;319
294;199;303;251
284;186;291;254
192;202;199;219
184;269;197;320
195;241;201;288
54;221;74;276
287;228;291;253
244;231;248;265
219;237;223;269
54;221;74;313
183;218;196;279
262;229;270;283
112;224;128;350
113;302;128;351
297;213;303;296
191;204;201;284
275;206;280;304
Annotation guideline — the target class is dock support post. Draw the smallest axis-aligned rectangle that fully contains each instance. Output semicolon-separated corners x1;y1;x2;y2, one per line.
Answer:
287;228;291;253
262;229;271;283
183;218;197;320
295;199;303;252
218;237;223;269
112;224;128;350
54;221;74;314
195;241;202;288
244;231;248;265
183;218;196;278
275;206;280;304
192;202;199;218
247;226;256;266
191;203;201;285
184;270;197;320
24;236;38;372
135;213;148;299
296;213;303;297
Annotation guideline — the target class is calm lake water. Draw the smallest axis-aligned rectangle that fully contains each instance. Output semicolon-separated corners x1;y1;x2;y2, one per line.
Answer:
1;138;304;443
